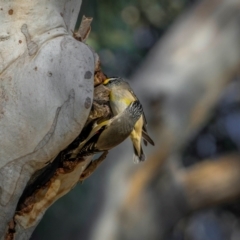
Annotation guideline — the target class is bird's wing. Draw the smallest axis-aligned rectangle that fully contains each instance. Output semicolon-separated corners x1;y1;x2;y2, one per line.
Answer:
126;85;148;126
142;129;155;146
126;83;150;147
70;120;110;158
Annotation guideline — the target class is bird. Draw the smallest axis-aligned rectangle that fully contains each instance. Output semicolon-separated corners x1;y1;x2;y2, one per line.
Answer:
103;77;154;163
69;100;143;158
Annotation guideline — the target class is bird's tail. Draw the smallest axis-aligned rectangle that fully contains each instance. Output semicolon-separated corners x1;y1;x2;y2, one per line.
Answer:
133;144;146;163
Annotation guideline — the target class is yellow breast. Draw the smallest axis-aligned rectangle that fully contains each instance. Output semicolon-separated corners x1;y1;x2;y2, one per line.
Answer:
109;90;135;115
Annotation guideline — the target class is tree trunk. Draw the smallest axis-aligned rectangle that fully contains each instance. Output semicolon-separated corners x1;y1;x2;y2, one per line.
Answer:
0;1;95;239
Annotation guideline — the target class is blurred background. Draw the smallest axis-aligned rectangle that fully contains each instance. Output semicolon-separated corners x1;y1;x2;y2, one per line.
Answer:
31;0;240;239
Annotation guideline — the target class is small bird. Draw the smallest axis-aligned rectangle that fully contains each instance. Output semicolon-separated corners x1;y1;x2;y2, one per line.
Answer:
69;100;143;158
103;77;154;163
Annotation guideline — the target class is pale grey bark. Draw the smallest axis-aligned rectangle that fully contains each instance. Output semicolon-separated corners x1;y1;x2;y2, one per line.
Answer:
0;1;95;239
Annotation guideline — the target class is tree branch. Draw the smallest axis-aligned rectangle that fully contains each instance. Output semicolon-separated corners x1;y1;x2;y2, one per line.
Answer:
181;154;240;209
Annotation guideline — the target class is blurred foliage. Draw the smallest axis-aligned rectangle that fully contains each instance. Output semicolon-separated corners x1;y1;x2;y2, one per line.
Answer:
182;78;240;167
78;0;195;77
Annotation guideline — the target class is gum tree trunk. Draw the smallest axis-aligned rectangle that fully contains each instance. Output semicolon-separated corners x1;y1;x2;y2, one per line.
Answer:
0;0;95;239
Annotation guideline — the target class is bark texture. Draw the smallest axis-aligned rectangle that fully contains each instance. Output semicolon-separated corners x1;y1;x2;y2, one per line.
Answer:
0;1;95;239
